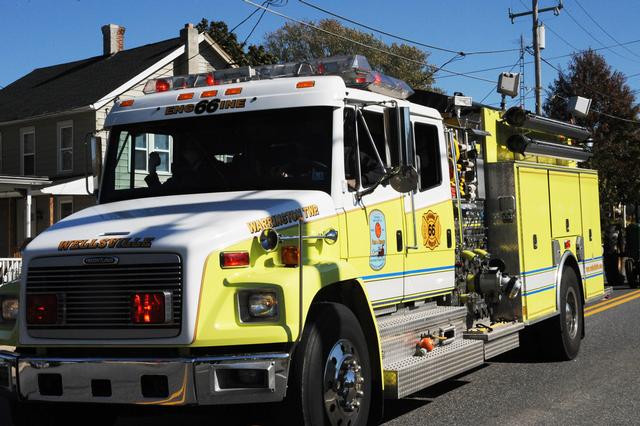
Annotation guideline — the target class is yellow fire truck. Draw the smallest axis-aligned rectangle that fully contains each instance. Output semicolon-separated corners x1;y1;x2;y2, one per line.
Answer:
0;55;604;425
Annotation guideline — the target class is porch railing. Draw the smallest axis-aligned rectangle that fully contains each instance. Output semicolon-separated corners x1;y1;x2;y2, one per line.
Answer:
1;258;22;284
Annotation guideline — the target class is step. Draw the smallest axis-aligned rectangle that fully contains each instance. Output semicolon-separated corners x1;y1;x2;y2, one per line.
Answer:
377;303;467;339
383;338;484;399
464;322;523;359
377;304;468;366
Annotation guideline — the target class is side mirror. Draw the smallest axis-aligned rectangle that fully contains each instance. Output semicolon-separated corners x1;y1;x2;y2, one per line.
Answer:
85;135;102;196
90;136;102;196
385;106;418;193
389;165;419;193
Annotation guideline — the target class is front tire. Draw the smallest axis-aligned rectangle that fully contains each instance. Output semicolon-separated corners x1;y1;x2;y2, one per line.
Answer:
550;267;584;360
287;302;372;426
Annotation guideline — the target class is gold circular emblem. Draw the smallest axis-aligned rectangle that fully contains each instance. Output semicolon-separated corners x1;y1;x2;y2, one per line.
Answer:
421;210;441;250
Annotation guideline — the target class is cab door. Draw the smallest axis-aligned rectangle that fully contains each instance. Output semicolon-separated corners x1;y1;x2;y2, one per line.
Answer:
402;119;455;302
342;106;406;307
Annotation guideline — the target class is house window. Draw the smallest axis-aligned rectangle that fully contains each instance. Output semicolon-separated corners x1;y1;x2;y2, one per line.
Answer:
20;127;35;176
57;197;73;221
58;121;73;172
133;134;172;173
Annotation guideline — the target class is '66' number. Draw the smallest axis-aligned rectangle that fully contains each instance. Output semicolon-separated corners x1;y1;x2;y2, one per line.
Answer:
194;99;220;114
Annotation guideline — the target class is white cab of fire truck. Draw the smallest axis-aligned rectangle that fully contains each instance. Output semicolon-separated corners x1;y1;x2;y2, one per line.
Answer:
0;55;438;425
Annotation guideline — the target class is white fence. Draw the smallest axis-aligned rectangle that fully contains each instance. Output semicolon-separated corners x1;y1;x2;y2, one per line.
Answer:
1;258;22;284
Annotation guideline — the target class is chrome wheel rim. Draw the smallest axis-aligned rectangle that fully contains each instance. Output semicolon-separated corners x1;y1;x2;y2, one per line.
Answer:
323;339;364;426
565;287;579;339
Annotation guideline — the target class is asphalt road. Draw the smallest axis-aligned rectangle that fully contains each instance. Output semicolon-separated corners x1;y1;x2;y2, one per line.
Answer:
2;286;639;425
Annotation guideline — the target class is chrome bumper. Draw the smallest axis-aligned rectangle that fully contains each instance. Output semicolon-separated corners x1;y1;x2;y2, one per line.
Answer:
0;351;289;406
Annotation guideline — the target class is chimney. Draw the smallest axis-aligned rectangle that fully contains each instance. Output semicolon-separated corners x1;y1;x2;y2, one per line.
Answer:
177;23;199;75
101;24;126;56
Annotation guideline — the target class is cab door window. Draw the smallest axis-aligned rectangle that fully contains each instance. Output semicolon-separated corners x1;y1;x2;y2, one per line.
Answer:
414;122;441;191
343;108;386;191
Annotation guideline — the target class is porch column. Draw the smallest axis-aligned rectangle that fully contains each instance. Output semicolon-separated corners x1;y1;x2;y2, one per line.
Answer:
25;189;32;239
49;194;55;226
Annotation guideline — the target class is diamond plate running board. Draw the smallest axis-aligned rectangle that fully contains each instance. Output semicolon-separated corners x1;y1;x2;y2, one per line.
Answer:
383;339;484;399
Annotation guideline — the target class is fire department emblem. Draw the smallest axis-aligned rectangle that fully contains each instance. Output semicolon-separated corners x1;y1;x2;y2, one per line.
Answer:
421;210;441;250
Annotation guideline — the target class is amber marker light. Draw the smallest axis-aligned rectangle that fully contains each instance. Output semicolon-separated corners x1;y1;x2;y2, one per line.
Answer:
281;246;300;267
177;92;194;101
225;87;242;95
201;90;219;98
296;80;315;89
119;99;134;107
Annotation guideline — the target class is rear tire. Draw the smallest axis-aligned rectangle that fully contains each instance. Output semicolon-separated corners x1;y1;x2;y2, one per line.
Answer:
549;267;584;360
286;302;372;426
626;259;639;288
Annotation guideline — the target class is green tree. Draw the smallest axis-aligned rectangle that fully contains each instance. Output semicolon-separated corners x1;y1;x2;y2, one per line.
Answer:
263;19;436;90
195;19;278;67
544;50;640;217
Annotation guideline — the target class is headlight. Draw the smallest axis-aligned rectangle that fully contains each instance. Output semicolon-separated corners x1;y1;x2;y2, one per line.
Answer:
1;297;19;321
248;292;278;318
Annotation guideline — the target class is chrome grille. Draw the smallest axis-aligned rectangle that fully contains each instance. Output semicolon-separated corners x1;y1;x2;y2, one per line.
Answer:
26;253;182;339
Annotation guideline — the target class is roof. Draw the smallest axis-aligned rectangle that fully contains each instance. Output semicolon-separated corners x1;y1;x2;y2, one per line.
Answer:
0;38;183;123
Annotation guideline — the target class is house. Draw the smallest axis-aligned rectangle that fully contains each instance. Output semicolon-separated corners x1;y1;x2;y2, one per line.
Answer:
0;23;234;261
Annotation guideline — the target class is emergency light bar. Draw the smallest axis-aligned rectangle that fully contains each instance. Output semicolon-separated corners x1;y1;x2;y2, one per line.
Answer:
142;55;414;99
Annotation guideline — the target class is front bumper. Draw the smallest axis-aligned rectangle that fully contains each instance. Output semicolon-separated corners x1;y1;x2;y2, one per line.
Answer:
0;350;289;406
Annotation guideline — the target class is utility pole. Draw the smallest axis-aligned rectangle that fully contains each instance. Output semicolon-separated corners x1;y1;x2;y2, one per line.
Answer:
519;34;526;107
509;1;563;114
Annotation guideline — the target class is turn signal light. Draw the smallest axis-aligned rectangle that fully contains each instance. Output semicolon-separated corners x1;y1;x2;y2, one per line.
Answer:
281;246;299;267
26;294;58;324
220;251;250;268
131;293;166;324
119;99;134;107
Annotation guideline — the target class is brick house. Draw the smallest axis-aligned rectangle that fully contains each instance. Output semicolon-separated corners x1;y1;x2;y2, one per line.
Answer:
0;23;234;259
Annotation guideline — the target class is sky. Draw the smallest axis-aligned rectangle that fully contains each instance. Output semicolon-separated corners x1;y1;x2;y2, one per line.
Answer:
1;0;639;112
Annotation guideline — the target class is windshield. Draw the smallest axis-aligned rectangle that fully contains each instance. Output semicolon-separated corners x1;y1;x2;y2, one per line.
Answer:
100;107;333;203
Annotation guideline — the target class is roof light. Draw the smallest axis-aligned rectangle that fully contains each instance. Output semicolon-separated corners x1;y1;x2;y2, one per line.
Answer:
296;80;316;89
177;92;194;101
201;90;218;98
140;55;414;99
155;79;171;93
119;99;135;107
225;87;242;95
220;251;250;268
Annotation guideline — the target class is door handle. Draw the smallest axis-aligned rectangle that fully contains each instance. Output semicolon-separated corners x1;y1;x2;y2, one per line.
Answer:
396;230;403;252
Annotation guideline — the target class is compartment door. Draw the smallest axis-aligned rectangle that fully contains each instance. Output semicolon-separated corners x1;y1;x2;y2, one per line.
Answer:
517;166;555;320
579;173;604;299
549;171;582;238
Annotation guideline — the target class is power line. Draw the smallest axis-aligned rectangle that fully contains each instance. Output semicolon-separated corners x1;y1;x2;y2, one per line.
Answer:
540;74;640;125
242;2;270;45
572;0;640;61
542;21;580;51
297;0;521;57
243;0;498;84
562;3;639;64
